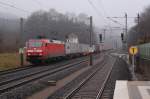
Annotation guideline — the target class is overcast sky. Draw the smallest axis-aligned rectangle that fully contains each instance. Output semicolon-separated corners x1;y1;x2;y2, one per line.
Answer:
0;0;150;28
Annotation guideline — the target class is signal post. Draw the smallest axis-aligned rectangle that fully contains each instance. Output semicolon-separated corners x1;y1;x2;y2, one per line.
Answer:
89;16;93;66
129;46;138;73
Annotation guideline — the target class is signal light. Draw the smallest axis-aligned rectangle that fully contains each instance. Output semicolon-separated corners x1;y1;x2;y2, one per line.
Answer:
121;33;124;41
99;34;102;43
27;53;31;56
39;53;43;56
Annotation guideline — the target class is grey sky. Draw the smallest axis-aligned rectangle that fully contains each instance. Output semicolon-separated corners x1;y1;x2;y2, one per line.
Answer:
0;0;150;28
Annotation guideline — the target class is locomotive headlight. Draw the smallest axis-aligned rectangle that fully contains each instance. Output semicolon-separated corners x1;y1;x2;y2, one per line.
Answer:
36;50;43;52
27;50;33;52
27;53;31;56
39;53;43;56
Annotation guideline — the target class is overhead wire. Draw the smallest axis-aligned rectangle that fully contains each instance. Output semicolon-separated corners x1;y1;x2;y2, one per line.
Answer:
87;0;111;27
88;0;114;35
97;0;124;26
96;0;125;37
96;0;114;35
32;0;47;10
87;0;104;17
87;0;113;33
0;1;30;13
88;0;124;27
87;0;114;41
88;0;126;42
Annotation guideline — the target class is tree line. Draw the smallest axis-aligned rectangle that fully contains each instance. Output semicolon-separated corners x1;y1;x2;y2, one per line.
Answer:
128;5;150;46
0;9;98;52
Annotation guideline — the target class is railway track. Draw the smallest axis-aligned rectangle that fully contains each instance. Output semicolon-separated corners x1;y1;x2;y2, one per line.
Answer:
0;56;89;76
0;54;100;84
63;55;116;99
0;56;89;82
100;57;132;99
0;59;88;94
0;65;33;75
0;53;99;77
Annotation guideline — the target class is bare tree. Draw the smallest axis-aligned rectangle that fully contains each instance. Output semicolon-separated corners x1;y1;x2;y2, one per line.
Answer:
24;9;97;44
128;5;150;45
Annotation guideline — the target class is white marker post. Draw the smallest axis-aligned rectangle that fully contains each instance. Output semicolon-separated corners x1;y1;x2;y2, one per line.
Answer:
19;48;24;66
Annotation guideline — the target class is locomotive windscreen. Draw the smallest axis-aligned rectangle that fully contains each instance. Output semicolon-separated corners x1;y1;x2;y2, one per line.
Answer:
28;42;43;47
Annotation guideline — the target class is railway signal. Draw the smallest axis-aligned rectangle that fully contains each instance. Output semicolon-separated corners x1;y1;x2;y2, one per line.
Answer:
121;33;124;41
99;34;102;43
89;16;93;66
129;46;138;55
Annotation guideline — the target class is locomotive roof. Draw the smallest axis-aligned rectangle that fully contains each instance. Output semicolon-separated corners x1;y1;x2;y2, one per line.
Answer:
29;39;49;42
28;39;64;44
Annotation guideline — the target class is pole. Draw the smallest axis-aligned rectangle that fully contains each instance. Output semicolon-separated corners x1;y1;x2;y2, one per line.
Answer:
137;13;140;44
115;40;117;49
90;16;93;66
125;13;127;45
132;55;135;73
20;18;24;66
103;29;106;40
137;13;140;25
20;18;23;47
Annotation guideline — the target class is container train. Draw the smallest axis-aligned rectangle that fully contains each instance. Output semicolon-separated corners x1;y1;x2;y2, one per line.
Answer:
25;39;100;64
25;37;113;64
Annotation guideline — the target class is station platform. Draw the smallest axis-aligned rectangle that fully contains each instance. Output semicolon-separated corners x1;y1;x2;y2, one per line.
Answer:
113;80;150;99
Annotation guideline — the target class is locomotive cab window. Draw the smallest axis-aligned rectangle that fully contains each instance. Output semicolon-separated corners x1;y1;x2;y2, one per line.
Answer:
28;42;42;47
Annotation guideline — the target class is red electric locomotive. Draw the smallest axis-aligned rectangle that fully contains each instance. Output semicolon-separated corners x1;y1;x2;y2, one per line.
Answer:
25;39;65;64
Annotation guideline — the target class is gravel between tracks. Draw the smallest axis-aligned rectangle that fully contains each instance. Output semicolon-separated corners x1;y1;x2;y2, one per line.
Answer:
26;54;104;99
70;55;116;99
0;54;101;99
100;57;132;99
47;54;109;99
0;57;87;82
27;66;91;99
0;61;87;98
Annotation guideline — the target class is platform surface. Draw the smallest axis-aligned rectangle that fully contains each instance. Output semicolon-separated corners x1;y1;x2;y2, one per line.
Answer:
114;80;150;99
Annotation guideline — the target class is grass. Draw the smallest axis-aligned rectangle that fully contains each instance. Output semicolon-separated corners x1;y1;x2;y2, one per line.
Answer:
0;53;27;71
